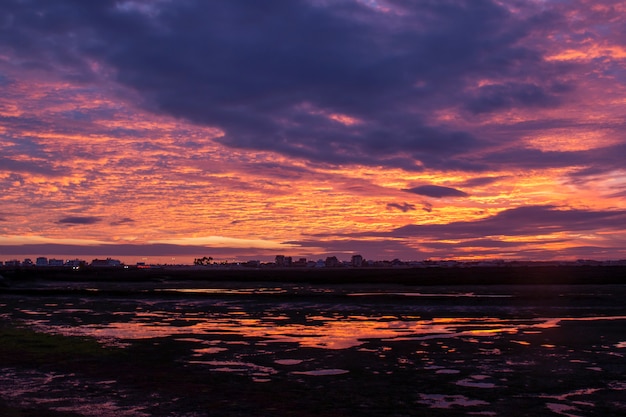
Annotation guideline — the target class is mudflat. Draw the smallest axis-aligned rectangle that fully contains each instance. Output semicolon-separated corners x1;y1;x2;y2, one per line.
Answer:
0;269;625;416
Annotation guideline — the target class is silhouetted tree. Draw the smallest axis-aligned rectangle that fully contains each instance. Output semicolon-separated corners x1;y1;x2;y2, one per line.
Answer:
193;256;213;266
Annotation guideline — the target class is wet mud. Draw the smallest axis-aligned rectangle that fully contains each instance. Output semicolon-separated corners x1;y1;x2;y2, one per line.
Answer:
1;278;625;416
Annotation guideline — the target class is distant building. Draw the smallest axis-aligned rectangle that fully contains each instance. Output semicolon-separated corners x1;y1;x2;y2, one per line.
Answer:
325;256;340;267
91;258;122;267
275;255;292;267
243;260;261;268
49;259;64;267
351;254;363;267
65;259;86;268
292;258;307;267
36;257;48;266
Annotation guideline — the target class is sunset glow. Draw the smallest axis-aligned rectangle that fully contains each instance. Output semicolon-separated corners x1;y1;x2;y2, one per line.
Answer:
1;0;626;263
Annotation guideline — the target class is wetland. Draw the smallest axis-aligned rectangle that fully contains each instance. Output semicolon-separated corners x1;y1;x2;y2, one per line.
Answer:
0;269;625;416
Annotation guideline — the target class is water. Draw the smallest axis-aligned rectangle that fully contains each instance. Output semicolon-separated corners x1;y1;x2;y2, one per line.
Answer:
1;281;625;416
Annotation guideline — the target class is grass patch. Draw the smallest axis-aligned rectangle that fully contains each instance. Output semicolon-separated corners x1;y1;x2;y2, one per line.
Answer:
0;321;117;367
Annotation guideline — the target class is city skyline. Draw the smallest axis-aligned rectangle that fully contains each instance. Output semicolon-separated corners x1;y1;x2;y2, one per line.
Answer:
2;0;626;264
4;253;625;269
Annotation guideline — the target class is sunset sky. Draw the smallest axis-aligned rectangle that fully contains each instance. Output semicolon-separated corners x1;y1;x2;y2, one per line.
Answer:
1;0;626;264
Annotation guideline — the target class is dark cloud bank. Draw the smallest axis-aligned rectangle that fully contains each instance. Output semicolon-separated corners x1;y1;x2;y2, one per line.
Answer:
404;185;469;198
6;204;623;260
58;216;102;225
3;0;617;174
391;205;626;239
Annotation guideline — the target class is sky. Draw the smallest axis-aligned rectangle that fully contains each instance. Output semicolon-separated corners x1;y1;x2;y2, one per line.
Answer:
1;0;626;264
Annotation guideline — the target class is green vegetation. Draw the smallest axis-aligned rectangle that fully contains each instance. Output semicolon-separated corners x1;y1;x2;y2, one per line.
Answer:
0;321;116;367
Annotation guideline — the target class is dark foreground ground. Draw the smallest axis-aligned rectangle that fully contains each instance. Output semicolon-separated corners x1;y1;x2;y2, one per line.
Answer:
0;267;625;416
2;320;623;417
2;264;626;285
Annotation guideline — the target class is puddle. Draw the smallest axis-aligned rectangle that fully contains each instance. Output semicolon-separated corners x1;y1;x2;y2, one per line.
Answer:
192;347;228;355
417;393;489;408
436;369;461;374
456;375;498;389
349;292;512;298
188;360;277;375
155;288;287;295
275;359;304;365
292;369;349;376
0;368;151;417
546;403;584;417
540;388;602;402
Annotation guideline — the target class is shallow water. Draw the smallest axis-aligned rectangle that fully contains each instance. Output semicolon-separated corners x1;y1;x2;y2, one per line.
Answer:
1;282;626;416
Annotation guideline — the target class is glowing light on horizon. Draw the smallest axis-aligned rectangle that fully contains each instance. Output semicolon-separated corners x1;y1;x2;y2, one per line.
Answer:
149;236;302;250
0;235;110;246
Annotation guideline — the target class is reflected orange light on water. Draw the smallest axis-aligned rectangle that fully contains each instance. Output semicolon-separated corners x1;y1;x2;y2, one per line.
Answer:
34;314;607;350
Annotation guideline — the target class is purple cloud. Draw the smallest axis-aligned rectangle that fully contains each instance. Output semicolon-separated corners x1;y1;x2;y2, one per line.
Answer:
110;217;135;226
387;202;417;212
404;185;469;198
0;0;593;173
392;206;626;239
460;176;509;187
0;156;63;177
58;216;102;225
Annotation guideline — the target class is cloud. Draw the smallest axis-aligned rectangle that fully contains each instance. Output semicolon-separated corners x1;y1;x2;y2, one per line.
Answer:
0;0;584;171
423;238;533;250
58;216;102;225
302;205;626;260
386;202;416;212
464;82;563;114
148;236;300;250
391;205;626;239
0;157;63;177
460;176;508;187
288;238;426;261
2;0;626;263
607;189;626;199
0;235;108;246
0;243;280;259
404;185;469;198
110;217;135;226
